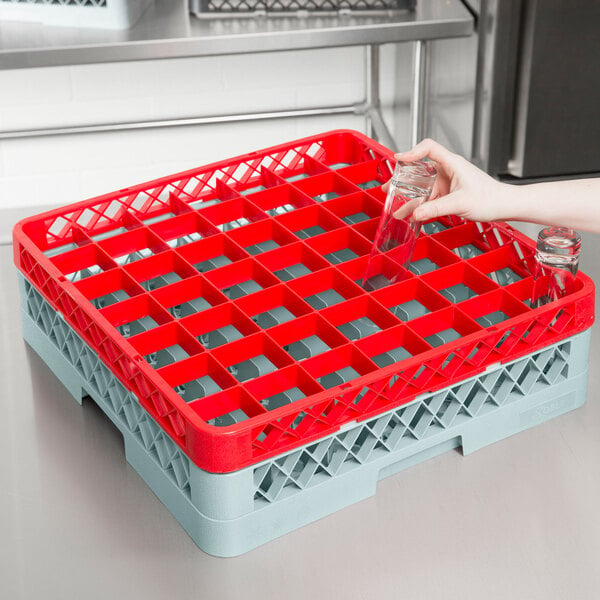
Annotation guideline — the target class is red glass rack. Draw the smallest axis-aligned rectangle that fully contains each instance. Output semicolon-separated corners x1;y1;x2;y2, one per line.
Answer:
13;130;595;473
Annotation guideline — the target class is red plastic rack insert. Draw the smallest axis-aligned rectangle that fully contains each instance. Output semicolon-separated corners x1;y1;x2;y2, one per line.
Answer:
13;130;595;473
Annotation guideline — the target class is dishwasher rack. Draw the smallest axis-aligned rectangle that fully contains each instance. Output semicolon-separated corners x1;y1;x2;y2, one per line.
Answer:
14;129;595;555
13;130;595;473
20;275;591;556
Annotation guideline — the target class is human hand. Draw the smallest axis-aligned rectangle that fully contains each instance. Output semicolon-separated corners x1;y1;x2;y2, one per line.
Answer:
387;139;511;223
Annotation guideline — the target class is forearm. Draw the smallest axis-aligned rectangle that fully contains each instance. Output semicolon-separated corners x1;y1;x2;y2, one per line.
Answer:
500;178;600;233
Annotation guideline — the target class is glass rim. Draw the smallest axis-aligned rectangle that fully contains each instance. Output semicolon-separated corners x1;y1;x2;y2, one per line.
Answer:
392;159;437;187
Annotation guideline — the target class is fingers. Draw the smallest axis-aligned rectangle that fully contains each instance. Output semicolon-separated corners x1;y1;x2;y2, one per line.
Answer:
412;191;465;222
392;198;420;220
394;138;462;173
393;138;434;162
384;139;465;206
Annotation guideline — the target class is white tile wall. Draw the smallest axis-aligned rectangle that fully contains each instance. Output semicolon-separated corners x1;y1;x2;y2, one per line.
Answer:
0;47;370;226
0;48;366;131
0;66;72;108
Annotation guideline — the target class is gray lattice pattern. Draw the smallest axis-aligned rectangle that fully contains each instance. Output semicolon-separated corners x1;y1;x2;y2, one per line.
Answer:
24;280;191;498
1;0;106;6
201;0;402;11
253;341;571;505
23;277;574;512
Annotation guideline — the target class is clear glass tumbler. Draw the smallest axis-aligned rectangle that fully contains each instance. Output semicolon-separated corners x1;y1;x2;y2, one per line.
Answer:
531;226;581;307
363;159;437;290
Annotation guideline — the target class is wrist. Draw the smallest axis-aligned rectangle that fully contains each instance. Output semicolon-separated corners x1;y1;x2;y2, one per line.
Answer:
496;182;528;222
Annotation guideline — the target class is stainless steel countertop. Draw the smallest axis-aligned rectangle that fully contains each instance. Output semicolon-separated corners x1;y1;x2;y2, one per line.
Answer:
0;0;473;69
1;225;600;599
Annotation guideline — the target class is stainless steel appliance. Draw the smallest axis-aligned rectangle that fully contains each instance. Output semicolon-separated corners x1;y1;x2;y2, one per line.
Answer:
473;0;600;180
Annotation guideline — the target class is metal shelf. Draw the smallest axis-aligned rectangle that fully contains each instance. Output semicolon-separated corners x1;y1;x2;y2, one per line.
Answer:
0;0;473;156
0;0;473;69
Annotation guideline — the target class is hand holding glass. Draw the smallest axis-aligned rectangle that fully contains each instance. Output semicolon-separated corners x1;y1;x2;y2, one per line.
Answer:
363;159;437;290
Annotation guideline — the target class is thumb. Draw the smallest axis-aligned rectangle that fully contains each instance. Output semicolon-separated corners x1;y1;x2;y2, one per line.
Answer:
412;191;465;222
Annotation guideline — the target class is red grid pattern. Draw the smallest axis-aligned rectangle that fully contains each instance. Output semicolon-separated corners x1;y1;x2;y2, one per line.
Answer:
13;130;595;473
